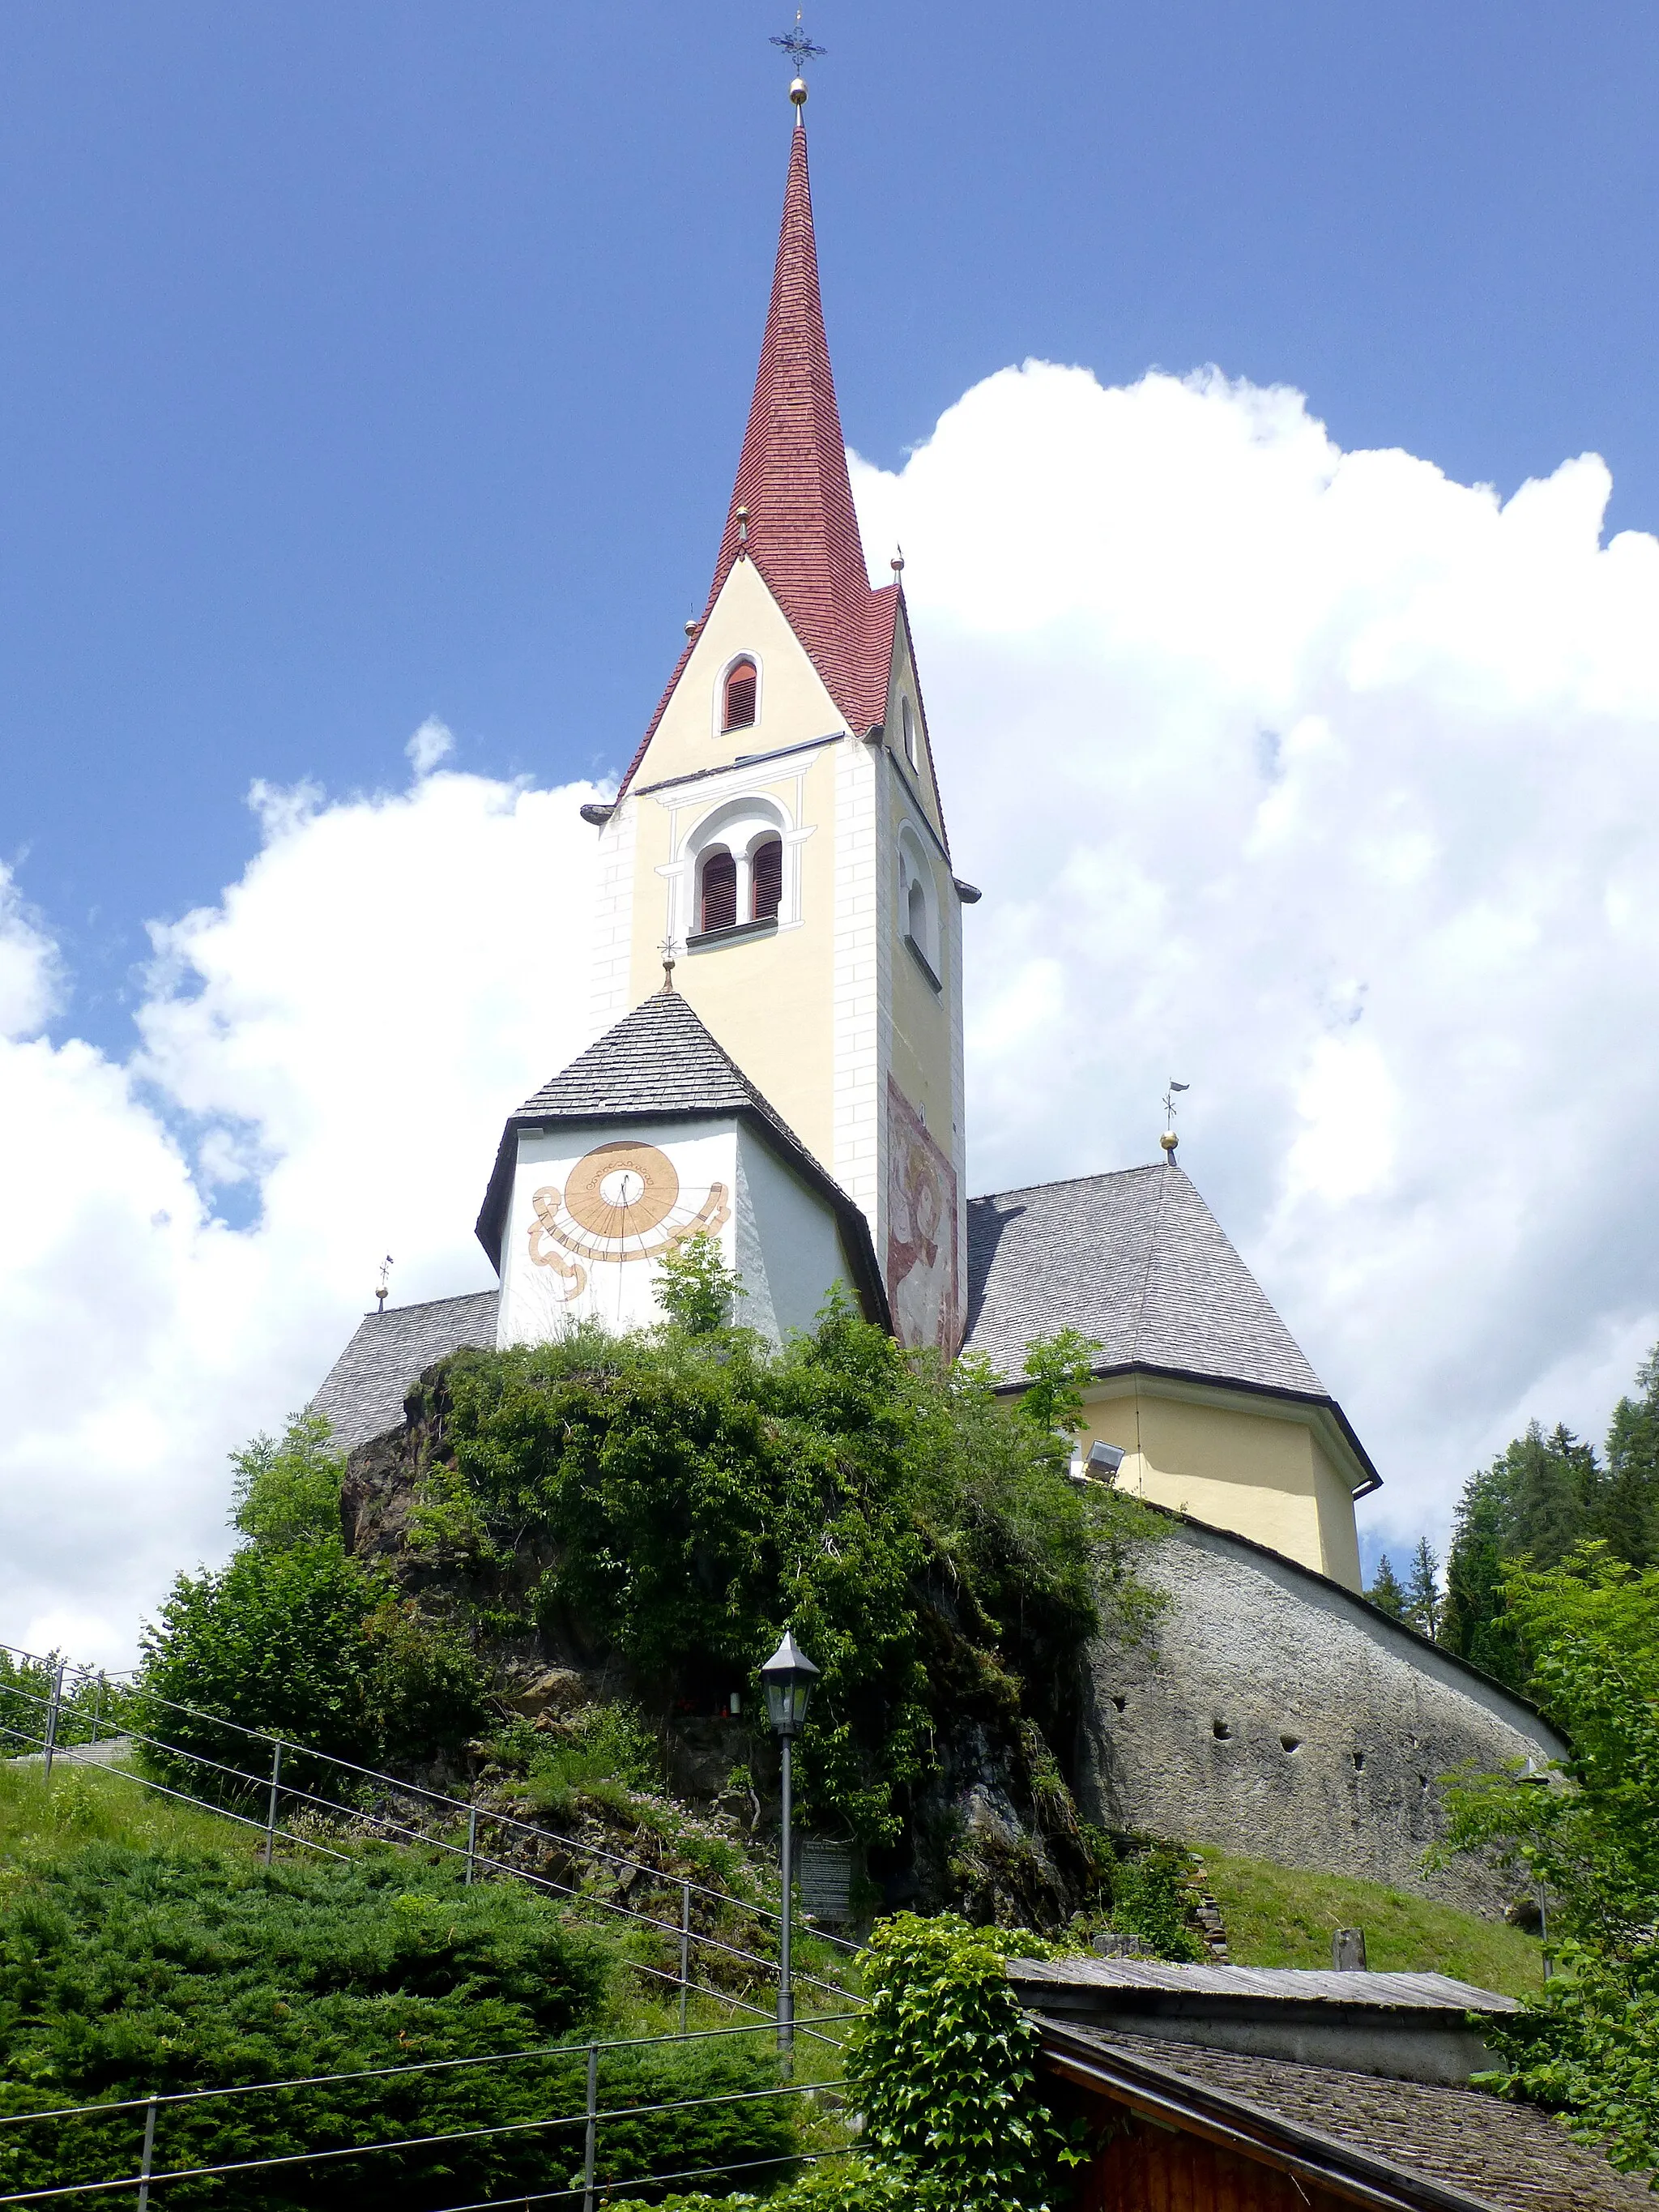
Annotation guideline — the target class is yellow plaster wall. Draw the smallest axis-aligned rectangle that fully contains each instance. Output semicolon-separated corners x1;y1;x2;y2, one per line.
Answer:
624;745;839;1172
1077;1382;1363;1590
885;609;945;843
629;558;846;793
886;778;954;1147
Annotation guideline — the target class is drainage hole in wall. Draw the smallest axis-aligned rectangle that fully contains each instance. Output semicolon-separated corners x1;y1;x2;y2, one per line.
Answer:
1212;1719;1233;1740
1351;1751;1366;1771
1111;1695;1127;1712
1280;1734;1301;1753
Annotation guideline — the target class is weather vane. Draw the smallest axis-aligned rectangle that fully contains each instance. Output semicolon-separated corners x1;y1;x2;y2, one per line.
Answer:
1160;1081;1190;1164
770;11;827;75
375;1254;394;1313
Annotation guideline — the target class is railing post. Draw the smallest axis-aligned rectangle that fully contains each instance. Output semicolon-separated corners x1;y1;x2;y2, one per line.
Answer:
582;2043;598;2212
91;1671;105;1747
262;1740;283;1867
41;1659;66;1782
678;1881;692;2034
135;2095;158;2211
465;1804;479;1886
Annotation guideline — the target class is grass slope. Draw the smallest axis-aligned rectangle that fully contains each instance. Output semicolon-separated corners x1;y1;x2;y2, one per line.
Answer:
0;1753;243;1863
1198;1848;1545;1998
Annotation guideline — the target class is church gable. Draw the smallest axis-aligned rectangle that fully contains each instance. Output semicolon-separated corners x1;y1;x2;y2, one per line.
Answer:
622;556;845;798
884;596;948;848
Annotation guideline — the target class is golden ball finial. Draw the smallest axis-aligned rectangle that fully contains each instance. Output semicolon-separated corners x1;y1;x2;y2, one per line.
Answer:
1160;1129;1179;1158
684;617;700;638
790;75;808;107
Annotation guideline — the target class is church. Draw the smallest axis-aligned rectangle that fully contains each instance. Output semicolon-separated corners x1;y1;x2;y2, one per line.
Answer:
318;82;1371;1593
315;82;1560;1903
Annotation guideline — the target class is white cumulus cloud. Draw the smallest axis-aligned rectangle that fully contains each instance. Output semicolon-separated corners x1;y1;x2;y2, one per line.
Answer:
851;360;1659;1552
0;771;599;1666
3;357;1658;1663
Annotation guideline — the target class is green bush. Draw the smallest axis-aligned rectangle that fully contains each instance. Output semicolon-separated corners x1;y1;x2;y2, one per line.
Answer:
134;1539;487;1804
231;1411;348;1551
0;1844;793;2210
1107;1843;1204;1962
502;1701;665;1821
416;1296;1145;1847
1441;1544;1659;2172
843;1912;1077;2211
133;1408;488;1803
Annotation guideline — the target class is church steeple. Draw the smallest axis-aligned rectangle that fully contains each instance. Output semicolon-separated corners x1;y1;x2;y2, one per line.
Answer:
586;91;966;1354
616;114;906;799
705;121;895;741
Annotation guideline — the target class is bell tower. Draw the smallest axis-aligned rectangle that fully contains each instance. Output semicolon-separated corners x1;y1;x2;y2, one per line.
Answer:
582;89;969;1351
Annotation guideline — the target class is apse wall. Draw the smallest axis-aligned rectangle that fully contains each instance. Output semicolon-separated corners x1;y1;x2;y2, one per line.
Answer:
1081;1512;1566;1911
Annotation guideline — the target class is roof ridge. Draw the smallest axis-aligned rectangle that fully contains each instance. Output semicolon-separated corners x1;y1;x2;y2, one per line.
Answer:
1128;1159;1171;1365
970;1161;1167;1205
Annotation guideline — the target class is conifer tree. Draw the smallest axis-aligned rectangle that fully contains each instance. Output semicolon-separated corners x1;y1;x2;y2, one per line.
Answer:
1404;1536;1441;1639
1597;1347;1659;1569
1365;1554;1407;1618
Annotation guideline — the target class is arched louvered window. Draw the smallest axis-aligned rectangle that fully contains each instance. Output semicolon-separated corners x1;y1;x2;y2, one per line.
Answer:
723;659;758;732
907;876;927;944
701;848;737;933
751;837;783;922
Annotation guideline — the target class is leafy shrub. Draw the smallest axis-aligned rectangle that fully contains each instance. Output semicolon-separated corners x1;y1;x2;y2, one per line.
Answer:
416;1295;1146;1847
134;1540;487;1803
0;1844;792;2210
1106;1842;1204;1962
504;1701;665;1820
1442;1544;1659;2171
843;1912;1077;2211
232;1411;348;1550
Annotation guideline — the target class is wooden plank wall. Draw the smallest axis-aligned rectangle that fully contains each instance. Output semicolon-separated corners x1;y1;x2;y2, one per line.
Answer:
1077;2113;1354;2212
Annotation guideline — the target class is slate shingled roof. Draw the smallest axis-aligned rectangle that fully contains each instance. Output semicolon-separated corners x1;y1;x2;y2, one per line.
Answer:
474;987;888;1320
963;1163;1327;1399
310;1290;499;1454
1041;2023;1654;2212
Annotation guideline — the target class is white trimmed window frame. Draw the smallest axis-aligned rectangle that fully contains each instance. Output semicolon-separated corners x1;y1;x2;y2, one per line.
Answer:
714;651;764;741
673;791;804;944
897;822;940;976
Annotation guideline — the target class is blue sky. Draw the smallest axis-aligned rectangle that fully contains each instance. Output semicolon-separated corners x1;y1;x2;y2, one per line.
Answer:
3;2;1657;1053
4;4;1659;1653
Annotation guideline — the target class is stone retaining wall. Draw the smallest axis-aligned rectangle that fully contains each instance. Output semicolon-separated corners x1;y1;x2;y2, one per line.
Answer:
1080;1514;1565;1911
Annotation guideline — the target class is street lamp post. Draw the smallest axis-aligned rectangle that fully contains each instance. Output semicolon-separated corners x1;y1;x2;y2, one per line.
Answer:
760;1629;819;2058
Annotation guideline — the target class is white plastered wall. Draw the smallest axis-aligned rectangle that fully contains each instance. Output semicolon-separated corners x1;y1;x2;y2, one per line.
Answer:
496;1114;855;1351
733;1122;857;1340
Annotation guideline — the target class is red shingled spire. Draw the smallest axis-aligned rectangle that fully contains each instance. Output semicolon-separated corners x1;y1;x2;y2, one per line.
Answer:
619;119;898;792
708;118;893;730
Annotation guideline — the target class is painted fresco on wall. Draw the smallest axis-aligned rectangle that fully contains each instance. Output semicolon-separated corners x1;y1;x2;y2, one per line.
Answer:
885;1075;960;1354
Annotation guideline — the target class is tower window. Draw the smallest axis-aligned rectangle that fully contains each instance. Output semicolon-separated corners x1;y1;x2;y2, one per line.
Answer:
907;876;926;943
700;848;737;933
751;837;783;922
723;659;757;732
901;697;918;767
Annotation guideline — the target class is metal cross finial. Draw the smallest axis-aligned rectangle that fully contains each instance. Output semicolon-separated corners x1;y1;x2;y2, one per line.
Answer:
1159;1081;1190;1164
658;934;681;991
770;11;827;73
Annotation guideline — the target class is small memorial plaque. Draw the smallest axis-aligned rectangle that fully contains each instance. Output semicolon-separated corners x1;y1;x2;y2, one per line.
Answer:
799;1840;854;1921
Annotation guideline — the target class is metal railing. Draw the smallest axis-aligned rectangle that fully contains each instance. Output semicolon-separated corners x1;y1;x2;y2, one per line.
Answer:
0;2016;858;2208
0;1637;864;2035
